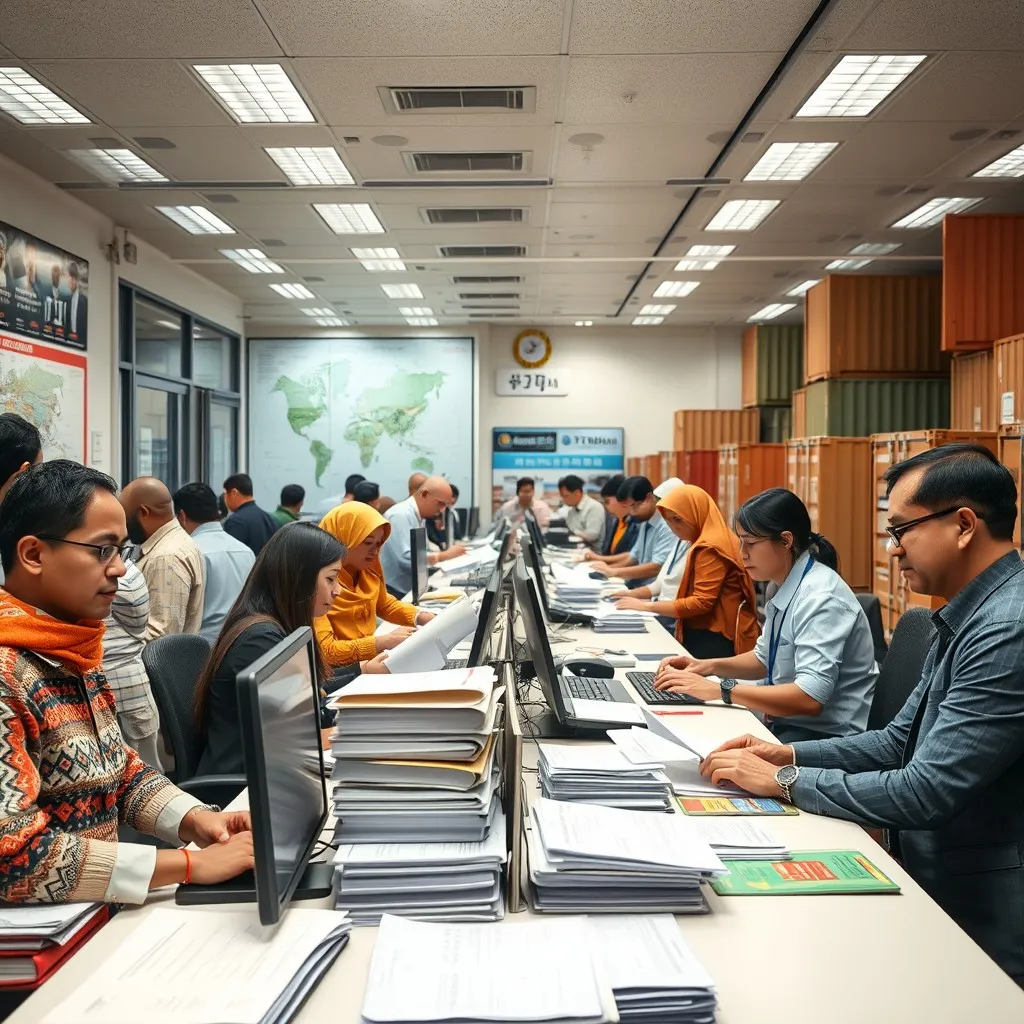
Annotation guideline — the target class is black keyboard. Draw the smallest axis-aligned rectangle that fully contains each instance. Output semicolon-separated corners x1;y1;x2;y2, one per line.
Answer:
562;674;615;701
626;671;706;706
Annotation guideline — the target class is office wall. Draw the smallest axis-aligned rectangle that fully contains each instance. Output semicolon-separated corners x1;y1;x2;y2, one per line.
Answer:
0;153;244;478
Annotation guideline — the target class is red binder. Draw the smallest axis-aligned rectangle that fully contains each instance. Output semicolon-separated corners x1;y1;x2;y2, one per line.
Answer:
0;906;109;989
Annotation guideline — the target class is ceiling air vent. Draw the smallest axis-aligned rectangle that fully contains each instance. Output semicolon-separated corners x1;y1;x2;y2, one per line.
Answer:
469;312;518;318
424;207;525;224
440;245;526;258
407;152;528;173
461;303;520;310
383;86;535;114
453;276;522;284
458;292;521;300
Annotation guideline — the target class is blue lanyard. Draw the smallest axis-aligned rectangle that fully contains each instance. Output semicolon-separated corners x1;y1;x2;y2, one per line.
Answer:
766;557;815;685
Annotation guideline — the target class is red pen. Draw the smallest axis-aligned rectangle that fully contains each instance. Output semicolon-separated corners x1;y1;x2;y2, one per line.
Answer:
653;710;704;716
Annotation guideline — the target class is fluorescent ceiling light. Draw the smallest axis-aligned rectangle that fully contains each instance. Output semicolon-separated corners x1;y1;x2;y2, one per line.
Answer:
300;307;335;317
67;148;166;183
653;280;701;298
398;306;433;316
748;303;796;322
787;279;821;297
795;55;927;118
891;197;982;229
219;248;282;274
632;316;664;326
640;304;676;316
156;205;234;235
0;67;89;124
313;203;384;234
269;282;315;299
406;317;439;326
193;64;314;123
265;147;354;186
706;199;780;232
574;320;594;327
974;144;1024;178
825;258;873;271
744;142;838;181
155;319;179;330
351;247;405;272
315;318;348;326
850;242;901;255
674;244;735;271
382;283;423;299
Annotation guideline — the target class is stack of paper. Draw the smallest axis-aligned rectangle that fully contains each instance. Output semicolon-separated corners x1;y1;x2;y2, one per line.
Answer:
40;908;351;1024
538;743;673;812
361;914;618;1024
527;797;727;913
588;915;717;1024
380;596;479;673
690;818;789;860
591;604;652;634
0;903;107;986
333;806;507;924
549;563;606;606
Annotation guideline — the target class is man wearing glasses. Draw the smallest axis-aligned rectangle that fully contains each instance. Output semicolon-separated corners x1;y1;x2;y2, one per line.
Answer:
700;444;1024;986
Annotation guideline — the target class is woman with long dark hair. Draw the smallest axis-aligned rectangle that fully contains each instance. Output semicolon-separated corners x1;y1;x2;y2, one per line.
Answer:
194;521;344;775
655;487;878;742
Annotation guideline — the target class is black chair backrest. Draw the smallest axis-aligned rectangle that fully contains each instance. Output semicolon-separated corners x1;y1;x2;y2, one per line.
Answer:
867;606;935;731
856;593;889;666
141;634;212;783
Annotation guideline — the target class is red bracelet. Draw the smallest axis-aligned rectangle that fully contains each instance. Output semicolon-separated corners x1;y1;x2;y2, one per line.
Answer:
182;848;192;885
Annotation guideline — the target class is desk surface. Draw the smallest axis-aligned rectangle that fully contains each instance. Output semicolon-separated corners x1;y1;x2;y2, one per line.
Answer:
10;585;1024;1024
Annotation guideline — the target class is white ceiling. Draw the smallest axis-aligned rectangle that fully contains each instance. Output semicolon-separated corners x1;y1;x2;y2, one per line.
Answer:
1;0;1023;330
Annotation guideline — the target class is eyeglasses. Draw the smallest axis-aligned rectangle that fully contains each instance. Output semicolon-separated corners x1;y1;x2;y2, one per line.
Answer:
884;507;960;547
37;536;141;564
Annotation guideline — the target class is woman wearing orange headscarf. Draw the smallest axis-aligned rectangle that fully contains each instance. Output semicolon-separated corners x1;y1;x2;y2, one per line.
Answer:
616;484;759;660
315;502;435;667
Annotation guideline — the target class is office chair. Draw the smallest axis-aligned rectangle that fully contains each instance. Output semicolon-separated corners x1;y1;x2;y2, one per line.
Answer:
856;593;889;666
866;607;935;731
142;634;246;807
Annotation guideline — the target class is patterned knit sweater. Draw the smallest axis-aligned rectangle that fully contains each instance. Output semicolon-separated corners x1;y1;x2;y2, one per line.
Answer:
0;644;185;902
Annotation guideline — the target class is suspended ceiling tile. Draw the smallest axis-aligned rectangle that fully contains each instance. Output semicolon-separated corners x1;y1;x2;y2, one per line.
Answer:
843;0;1024;51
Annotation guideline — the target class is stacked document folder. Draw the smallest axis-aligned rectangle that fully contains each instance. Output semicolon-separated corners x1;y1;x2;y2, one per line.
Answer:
549;563;607;606
527;797;727;913
538;743;673;812
361;914;618;1024
0;903;107;987
41;908;351;1024
591;604;652;634
588;915;718;1024
333;806;507;924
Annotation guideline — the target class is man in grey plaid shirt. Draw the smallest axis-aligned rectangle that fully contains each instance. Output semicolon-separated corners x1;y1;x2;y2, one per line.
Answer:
701;444;1024;985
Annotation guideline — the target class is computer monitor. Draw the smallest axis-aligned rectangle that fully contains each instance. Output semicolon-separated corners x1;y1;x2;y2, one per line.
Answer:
466;567;504;667
520;529;551;617
524;509;546;557
176;627;334;922
468;507;480;537
410;525;428;603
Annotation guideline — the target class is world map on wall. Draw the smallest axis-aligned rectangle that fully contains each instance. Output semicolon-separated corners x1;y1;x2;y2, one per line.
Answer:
249;338;473;512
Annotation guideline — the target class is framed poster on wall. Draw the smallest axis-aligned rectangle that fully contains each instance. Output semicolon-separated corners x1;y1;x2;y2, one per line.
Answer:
491;427;625;511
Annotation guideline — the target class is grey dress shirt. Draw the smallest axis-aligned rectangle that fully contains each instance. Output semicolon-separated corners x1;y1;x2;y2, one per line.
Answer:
380;495;424;595
191;522;256;643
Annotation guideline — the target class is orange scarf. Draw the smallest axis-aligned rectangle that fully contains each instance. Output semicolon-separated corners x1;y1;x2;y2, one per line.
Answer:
0;589;105;673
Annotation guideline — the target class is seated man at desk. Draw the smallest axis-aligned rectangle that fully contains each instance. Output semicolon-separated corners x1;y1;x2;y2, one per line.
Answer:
557;475;606;551
498;477;552;529
587;476;675;588
699;445;1024;985
0;460;253;903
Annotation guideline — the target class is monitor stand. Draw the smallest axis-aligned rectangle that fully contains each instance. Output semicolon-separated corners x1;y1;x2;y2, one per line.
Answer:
527;708;612;741
175;860;334;906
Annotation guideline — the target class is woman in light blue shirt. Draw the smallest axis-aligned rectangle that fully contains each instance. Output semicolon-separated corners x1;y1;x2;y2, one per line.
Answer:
656;488;878;742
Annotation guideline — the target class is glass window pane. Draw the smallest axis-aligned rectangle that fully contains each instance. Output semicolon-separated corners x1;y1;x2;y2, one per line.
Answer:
136;386;174;488
193;324;233;390
134;298;183;376
209;402;237;491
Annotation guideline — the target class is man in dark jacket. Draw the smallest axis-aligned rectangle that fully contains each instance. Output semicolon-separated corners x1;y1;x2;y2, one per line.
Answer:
221;473;278;556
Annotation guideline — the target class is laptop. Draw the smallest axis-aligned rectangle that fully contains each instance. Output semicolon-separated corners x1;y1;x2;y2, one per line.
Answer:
512;557;644;736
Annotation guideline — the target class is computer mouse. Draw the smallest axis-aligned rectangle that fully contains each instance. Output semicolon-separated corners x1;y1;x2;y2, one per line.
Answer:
588;571;608;580
555;655;617;679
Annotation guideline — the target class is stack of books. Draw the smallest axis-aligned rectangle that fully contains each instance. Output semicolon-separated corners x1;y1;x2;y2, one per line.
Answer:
526;798;727;913
538;743;673;812
332;807;507;924
0;903;108;988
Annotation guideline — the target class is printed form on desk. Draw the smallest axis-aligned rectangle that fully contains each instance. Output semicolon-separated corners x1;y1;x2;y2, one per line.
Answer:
42;908;351;1024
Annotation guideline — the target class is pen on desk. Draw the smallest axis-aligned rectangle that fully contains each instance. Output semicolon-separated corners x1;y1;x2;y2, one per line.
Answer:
653;710;704;716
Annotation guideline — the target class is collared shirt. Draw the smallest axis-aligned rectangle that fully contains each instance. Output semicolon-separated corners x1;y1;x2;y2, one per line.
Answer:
190;521;255;644
380;495;425;595
627;512;676;585
648;539;691;599
564;494;607;549
499;496;552;529
69;289;80;334
271;505;300;528
101;559;160;742
222;501;278;556
754;552;877;737
136;520;205;642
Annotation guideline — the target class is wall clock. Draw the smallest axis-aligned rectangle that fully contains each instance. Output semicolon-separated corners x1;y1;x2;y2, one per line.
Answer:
513;329;552;369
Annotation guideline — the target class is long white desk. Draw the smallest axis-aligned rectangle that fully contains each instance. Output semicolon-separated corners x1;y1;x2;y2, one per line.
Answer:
10;587;1024;1023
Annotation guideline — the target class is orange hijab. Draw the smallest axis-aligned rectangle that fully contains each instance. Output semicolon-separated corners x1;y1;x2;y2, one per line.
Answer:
318;502;393;636
656;484;759;647
0;589;105;673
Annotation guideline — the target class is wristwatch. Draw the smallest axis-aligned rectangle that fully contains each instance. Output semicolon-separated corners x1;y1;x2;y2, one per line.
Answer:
719;678;737;705
775;763;800;803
